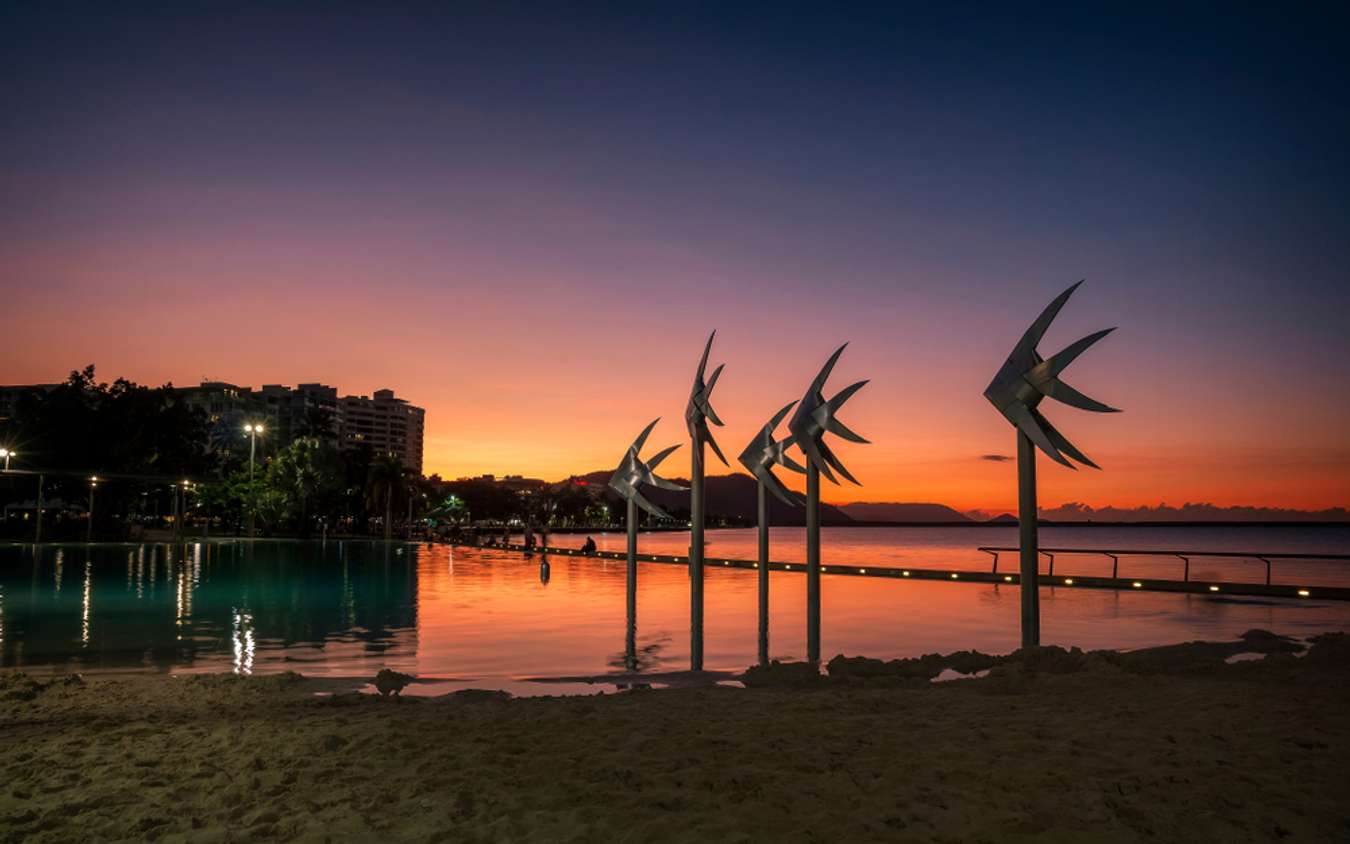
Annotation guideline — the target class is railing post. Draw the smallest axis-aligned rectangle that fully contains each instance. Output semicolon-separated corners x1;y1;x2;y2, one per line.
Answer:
1259;557;1271;586
1046;552;1054;577
1109;553;1118;579
1179;555;1189;583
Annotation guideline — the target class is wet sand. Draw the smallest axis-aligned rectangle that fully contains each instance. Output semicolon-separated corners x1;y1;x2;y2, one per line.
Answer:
3;633;1348;843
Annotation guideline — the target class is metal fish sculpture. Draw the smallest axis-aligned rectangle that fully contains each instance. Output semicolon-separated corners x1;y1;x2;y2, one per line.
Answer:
788;343;870;484
983;280;1119;469
738;401;806;506
685;330;728;465
607;418;686;519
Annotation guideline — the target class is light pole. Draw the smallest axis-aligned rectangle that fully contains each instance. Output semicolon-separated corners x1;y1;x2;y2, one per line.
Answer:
0;447;13;471
87;476;98;542
244;423;264;538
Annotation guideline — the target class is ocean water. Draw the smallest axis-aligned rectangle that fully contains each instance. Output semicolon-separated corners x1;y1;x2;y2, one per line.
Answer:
1;527;1347;694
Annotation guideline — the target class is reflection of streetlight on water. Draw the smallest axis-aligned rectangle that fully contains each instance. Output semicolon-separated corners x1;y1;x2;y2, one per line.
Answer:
232;609;255;674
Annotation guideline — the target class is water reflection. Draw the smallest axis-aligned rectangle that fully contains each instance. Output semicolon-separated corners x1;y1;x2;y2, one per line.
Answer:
80;555;91;647
0;537;1347;684
231;609;255;675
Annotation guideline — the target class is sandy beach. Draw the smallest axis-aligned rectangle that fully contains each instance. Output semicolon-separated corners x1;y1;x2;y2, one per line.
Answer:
3;632;1348;843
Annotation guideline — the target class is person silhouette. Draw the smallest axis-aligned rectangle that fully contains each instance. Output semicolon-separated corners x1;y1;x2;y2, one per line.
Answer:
582;536;597;553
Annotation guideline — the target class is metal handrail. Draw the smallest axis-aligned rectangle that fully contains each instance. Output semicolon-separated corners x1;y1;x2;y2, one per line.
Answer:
977;546;1350;586
459;541;1350;601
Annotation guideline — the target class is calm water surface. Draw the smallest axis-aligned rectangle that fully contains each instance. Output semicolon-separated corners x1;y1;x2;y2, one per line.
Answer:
2;527;1347;694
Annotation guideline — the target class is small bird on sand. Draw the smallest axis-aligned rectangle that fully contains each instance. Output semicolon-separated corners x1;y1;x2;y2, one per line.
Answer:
374;668;415;698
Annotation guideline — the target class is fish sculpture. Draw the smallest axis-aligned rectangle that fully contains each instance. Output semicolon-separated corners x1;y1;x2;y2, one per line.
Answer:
983;280;1119;468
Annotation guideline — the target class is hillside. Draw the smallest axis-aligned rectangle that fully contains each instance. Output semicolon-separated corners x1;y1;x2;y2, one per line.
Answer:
578;470;854;526
838;502;973;523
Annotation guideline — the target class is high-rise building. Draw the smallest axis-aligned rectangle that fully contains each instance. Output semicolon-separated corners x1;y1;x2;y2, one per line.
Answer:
1;378;427;474
182;382;424;472
339;389;426;475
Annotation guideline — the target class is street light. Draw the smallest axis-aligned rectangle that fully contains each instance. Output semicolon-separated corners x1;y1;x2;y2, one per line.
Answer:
243;423;265;478
0;447;14;471
87;476;99;542
243;423;265;539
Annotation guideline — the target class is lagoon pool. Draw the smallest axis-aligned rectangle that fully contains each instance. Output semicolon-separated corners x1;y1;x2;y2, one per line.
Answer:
2;532;1348;694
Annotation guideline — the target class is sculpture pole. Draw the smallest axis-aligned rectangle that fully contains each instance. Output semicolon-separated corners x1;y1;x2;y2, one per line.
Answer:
1017;431;1039;646
787;345;869;668
738;400;804;668
757;481;769;665
606;419;686;674
805;461;821;663
983;281;1119;648
627;497;638;670
684;331;727;674
690;439;704;670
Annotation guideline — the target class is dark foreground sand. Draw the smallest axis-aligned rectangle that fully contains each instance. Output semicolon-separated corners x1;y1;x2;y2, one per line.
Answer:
3;632;1349;843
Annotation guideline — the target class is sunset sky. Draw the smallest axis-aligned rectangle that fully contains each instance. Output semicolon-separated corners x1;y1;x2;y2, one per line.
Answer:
3;3;1347;512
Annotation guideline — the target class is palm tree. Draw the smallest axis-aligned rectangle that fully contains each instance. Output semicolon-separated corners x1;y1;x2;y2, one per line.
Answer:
268;436;331;537
366;453;405;540
297;406;337;440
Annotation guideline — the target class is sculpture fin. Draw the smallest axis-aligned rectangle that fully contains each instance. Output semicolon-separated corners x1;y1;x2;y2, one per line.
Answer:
1038;413;1100;469
646;444;680;470
803;439;838;484
1009;404;1074;468
705;431;729;466
809;344;848;394
631;489;672;520
818;439;861;485
1042;377;1120;413
768;401;797;431
1033;327;1115;381
827;380;868;411
695;331;714;381
762;471;802;507
777;444;807;474
1014;280;1082;359
702;364;726;426
825;416;869;444
632;418;660;453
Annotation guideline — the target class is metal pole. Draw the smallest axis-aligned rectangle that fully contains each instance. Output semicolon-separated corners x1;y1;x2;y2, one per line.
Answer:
757;481;769;666
689;439;705;672
1017;431;1040;647
626;497;638;672
247;431;257;539
806;461;821;664
35;474;44;543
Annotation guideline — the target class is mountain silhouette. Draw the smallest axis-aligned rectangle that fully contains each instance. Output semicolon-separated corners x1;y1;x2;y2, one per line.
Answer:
579;470;854;526
837;502;973;523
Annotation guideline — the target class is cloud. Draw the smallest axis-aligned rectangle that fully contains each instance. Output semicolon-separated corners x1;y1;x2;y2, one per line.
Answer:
979;454;1013;462
1037;502;1350;522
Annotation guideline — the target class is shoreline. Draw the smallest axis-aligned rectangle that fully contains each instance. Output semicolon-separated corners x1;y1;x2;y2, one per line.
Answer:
3;631;1348;841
